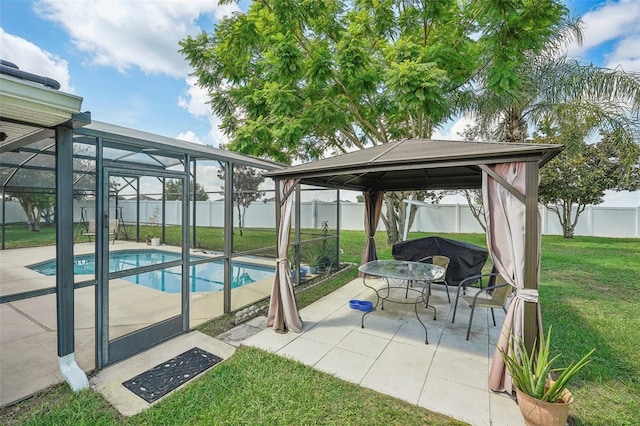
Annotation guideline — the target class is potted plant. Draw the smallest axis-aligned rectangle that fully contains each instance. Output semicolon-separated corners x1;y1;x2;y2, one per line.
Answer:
147;207;161;246
499;326;595;426
288;249;307;282
304;246;328;274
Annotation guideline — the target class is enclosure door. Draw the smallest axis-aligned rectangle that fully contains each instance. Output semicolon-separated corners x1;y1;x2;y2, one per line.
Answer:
98;168;189;367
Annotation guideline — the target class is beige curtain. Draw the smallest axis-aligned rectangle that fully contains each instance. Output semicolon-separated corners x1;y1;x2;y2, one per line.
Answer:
484;163;542;393
360;191;384;267
267;179;303;333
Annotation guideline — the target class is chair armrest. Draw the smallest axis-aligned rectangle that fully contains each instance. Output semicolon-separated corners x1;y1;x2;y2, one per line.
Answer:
452;272;501;324
469;283;511;303
458;273;499;290
453;273;500;305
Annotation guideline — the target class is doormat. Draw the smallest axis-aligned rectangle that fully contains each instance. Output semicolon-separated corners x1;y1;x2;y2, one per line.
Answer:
122;347;223;403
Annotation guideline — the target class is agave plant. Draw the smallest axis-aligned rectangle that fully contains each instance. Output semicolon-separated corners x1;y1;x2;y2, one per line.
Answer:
500;326;595;403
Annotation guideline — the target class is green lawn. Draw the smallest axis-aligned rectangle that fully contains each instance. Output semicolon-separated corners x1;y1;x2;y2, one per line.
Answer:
349;232;640;426
1;347;465;426
1;227;638;425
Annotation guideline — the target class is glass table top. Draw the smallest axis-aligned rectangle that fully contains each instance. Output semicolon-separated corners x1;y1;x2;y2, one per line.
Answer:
358;260;444;282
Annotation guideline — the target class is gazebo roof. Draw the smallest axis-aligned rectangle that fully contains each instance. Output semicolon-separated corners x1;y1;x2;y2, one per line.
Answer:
264;139;563;191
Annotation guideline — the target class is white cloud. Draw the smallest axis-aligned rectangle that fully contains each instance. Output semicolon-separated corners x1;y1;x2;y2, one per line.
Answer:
194;162;224;194
567;0;640;71
175;130;202;144
206;115;228;148
605;36;640;72
0;28;74;92
177;76;229;147
178;76;210;116
34;0;239;78
433;115;474;140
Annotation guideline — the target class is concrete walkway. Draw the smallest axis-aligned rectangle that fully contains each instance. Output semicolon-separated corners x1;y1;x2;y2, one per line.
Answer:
90;331;236;416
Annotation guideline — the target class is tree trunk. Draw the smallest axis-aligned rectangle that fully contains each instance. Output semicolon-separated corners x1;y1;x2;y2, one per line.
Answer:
565;203;587;239
237;205;243;236
503;108;528;143
463;189;486;232
381;196;400;245
561;200;580;239
19;200;41;232
380;191;422;245
548;200;587;239
563;225;575;239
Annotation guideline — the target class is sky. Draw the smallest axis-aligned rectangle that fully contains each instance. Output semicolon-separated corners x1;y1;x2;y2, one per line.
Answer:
1;0;639;206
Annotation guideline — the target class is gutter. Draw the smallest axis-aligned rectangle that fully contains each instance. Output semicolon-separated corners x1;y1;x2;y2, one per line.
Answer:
0;60;61;90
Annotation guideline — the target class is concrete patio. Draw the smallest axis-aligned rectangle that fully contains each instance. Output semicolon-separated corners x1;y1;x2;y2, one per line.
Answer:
89;274;523;425
240;276;523;426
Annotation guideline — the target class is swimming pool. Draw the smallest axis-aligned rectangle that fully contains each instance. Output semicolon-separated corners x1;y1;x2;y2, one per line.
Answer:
28;250;275;293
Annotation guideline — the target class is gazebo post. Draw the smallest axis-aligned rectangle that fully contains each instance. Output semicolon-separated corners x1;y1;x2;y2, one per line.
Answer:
523;161;541;353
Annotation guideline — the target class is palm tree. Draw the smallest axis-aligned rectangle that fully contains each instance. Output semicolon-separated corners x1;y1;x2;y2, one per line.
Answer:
457;14;639;230
467;15;640;169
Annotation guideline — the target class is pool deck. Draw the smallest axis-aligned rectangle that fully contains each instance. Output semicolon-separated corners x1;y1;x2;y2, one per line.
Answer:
238;278;523;426
0;242;273;406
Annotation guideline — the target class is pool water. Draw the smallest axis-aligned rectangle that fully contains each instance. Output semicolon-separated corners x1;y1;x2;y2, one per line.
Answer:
29;250;275;293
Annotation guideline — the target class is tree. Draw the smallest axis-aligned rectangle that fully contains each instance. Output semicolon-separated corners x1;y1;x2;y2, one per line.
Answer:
217;165;265;236
466;14;640;164
597;130;640;192
164;179;209;201
380;190;444;243
2;165;56;231
461;189;486;232
458;27;640;230
181;0;574;244
535;120;631;238
6;191;55;232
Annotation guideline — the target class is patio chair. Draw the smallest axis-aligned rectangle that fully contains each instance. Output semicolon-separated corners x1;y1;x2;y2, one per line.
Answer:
414;255;451;303
451;272;512;340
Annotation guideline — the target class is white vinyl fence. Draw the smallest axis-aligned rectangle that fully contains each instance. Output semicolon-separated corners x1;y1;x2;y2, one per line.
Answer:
2;199;639;238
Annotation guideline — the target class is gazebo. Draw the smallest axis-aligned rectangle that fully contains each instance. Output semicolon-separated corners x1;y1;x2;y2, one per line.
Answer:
264;138;563;392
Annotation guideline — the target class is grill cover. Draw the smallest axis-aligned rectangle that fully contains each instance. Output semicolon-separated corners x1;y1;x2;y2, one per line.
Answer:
392;237;488;286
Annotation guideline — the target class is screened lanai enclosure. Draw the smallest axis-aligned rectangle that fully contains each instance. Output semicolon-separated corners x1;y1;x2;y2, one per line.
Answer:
1;68;341;401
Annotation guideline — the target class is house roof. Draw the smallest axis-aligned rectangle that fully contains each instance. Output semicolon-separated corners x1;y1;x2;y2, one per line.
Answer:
265;139;564;191
0;73;86;154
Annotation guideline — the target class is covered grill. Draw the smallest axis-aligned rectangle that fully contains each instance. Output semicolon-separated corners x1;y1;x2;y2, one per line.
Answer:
392;236;488;286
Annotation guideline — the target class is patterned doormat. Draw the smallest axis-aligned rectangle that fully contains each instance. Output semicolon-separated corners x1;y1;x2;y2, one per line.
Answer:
122;347;223;403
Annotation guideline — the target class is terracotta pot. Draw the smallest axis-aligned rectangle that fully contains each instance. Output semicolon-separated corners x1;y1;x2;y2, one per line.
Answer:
515;384;574;426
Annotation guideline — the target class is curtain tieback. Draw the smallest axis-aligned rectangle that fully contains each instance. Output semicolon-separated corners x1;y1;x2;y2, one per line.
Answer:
516;289;538;303
276;258;288;263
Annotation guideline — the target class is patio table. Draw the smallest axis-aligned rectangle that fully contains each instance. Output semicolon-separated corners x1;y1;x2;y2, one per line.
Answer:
358;260;445;344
